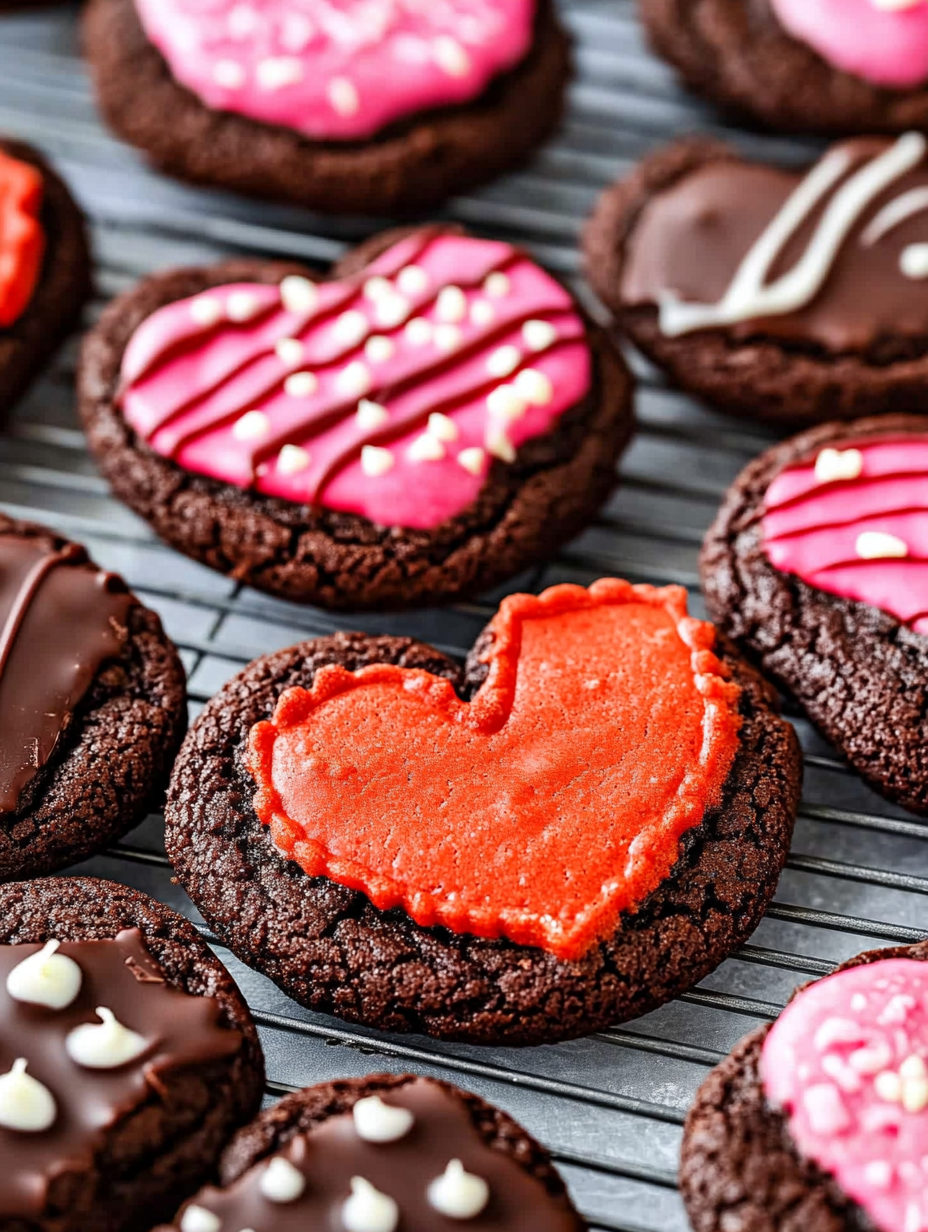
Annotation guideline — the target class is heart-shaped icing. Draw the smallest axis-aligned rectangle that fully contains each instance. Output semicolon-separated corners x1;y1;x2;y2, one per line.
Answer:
0;149;44;329
246;579;743;960
762;436;928;636
133;0;536;141
762;958;928;1232
118;231;591;531
770;0;928;89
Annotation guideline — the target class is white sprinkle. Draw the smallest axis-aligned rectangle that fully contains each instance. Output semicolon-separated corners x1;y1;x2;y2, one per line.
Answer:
342;1176;399;1232
256;57;304;91
802;1083;851;1135
329;76;360;116
361;445;394;477
397;265;428;296
514;368;553;406
814;448;863;484
375;295;411;329
428;412;459;442
436;285;467;323
365;335;395;363
903;1077;928;1114
901;243;928;280
849;1042;893;1074
277;445;311;476
408;434;446;463
523;319;557;351
227;4;258;38
470;299;495;327
353;1095;415;1144
486;425;516;463
434;324;462;352
337;361;372;397
427;1159;490;1220
280;276;318;315
487;385;527;422
189;296;222;326
179;1207;221;1232
876;1070;903;1103
484;272;510;299
333;310;369;348
433;35;471;78
275;337;304;366
280;12;315;52
259;1155;306;1203
458;447;486;475
227;291;262;322
356;400;390;430
901;1056;927;1081
851;994;868;1012
487;345;521;378
405;317;433;347
232;411;271;441
864;1161;894;1191
212;59;246;89
856;531;908;560
364;276;393;302
284;371;318;398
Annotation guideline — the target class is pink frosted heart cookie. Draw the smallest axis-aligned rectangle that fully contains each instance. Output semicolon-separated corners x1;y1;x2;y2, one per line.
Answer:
82;0;571;213
79;226;634;610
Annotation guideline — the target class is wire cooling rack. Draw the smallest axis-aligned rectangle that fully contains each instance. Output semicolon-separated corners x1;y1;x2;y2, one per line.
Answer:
4;4;928;1229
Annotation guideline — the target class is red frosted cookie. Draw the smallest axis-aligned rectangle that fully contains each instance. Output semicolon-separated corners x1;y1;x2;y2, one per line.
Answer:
165;578;801;1044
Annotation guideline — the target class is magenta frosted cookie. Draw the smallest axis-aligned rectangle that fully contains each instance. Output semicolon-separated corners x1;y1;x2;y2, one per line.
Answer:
83;0;571;213
79;226;633;610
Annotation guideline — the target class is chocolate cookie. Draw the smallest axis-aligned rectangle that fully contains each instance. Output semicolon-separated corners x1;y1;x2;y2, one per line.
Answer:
638;0;928;135
165;577;801;1046
161;1074;584;1232
0;515;188;880
79;224;634;611
584;132;928;427
82;0;570;215
703;413;928;815
0;138;90;417
0;875;264;1232
681;940;928;1232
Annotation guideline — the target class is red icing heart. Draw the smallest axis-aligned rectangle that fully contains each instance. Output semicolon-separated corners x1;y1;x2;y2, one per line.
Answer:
0;150;44;329
247;580;743;960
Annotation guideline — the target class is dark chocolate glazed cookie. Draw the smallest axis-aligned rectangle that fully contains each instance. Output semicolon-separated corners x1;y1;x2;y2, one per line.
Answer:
584;132;928;426
165;578;801;1045
82;0;570;215
0;876;264;1232
161;1074;585;1231
638;0;928;135
79;224;634;611
703;413;928;816
0;138;90;417
0;515;188;880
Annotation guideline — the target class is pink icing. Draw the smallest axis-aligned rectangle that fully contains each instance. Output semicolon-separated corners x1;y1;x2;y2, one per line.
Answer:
132;0;536;141
770;0;928;90
762;438;928;636
119;233;591;531
762;959;928;1232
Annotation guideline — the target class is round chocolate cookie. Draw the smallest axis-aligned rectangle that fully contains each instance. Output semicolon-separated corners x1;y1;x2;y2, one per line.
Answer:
681;940;928;1232
160;1073;585;1231
0;875;265;1232
638;0;928;135
82;0;570;215
584;133;928;427
702;413;928;815
0;515;188;880
79;224;634;611
165;579;801;1046
0;138;91;418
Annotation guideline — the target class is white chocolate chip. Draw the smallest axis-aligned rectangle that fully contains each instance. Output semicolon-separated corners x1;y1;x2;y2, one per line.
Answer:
434;324;462;353
522;319;557;352
405;318;433;347
352;1095;416;1143
342;1177;399;1232
486;425;516;463
436;286;467;323
903;1077;928;1114
397;266;428;296
470;300;495;327
277;445;311;476
457;447;486;476
364;276;393;302
427;1159;490;1220
361;446;394;477
232;410;271;441
0;1059;56;1133
227;291;262;323
6;941;82;1010
486;386;527;422
212;59;245;89
365;335;395;364
357;400;390;430
256;57;304;91
275;337;304;366
428;412;459;442
179;1206;221;1232
333;310;369;348
408;434;446;463
189;297;223;326
65;1007;149;1070
433;36;471;78
856;531;909;560
486;345;521;378
375;295;411;329
513;368;554;406
259;1155;306;1203
285;371;318;398
814;448;863;484
901;244;928;280
280;276;318;315
337;361;372;397
329;76;360;116
484;272;510;299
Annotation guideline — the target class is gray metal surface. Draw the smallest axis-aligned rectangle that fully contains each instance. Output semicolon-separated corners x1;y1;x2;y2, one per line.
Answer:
0;5;924;1230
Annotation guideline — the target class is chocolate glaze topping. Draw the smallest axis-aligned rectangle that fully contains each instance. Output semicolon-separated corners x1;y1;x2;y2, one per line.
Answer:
176;1077;582;1230
0;928;242;1219
0;533;136;816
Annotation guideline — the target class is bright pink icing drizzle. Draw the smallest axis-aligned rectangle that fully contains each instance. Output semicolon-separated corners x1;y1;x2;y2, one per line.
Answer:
119;232;591;530
770;0;928;90
132;0;536;141
762;438;928;635
763;959;928;1232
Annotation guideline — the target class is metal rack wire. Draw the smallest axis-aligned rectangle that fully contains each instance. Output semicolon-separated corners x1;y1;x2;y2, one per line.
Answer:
2;4;927;1229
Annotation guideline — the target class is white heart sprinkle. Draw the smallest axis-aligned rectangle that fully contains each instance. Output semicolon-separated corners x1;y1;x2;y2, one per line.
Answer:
365;335;395;364
397;266;428;296
427;412;459;442
458;447;486;476
361;445;394;477
814;448;863;484
275;337;305;366
408;434;446;463
277;445;311;476
514;368;553;406
436;286;467;323
232;411;271;441
357;400;390;430
226;291;262;323
284;372;318;398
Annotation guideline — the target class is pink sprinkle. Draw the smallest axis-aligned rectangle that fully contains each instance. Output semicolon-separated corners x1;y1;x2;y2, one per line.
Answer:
803;1083;852;1136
